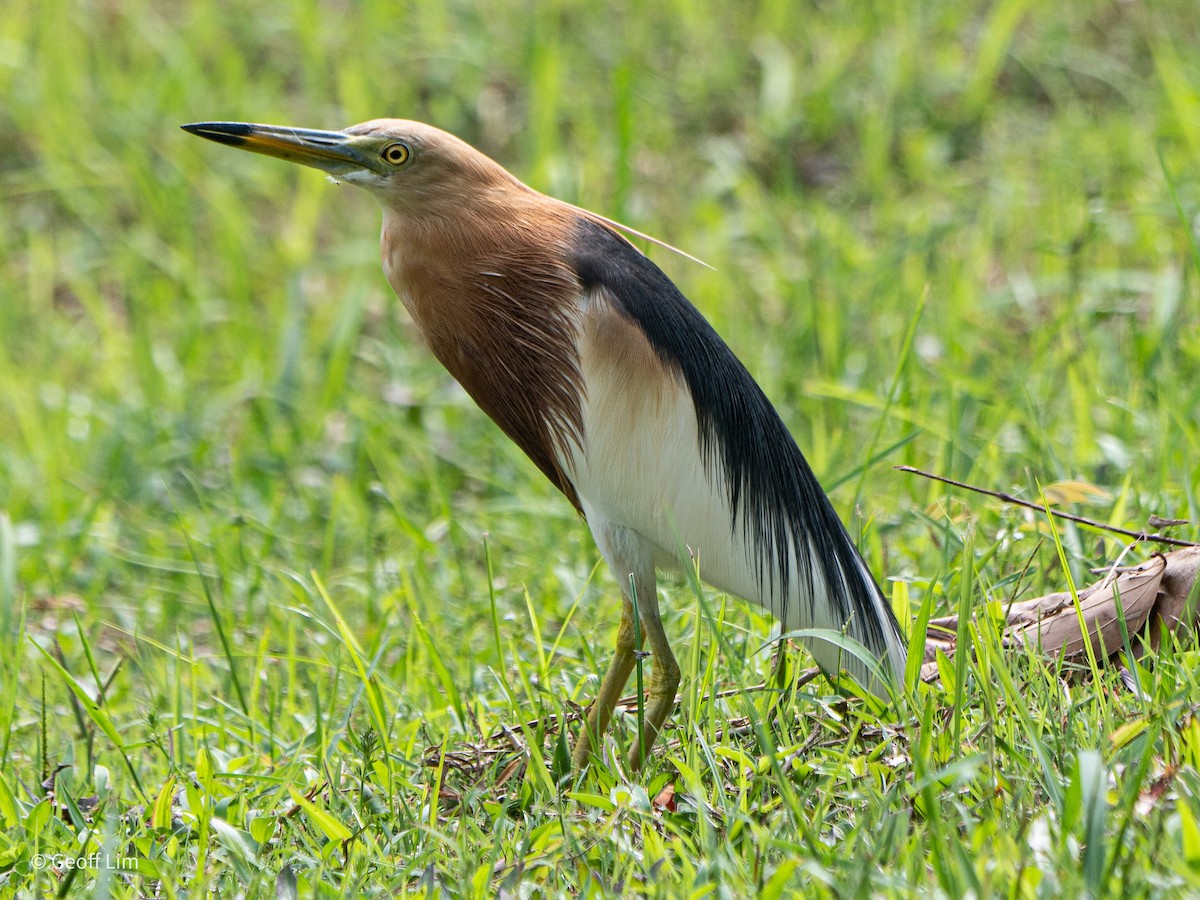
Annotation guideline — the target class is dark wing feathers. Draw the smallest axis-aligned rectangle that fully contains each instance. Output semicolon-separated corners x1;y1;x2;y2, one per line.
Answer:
568;217;900;654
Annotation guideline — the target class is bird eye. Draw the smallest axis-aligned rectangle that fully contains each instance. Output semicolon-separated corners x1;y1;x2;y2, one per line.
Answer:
381;142;411;166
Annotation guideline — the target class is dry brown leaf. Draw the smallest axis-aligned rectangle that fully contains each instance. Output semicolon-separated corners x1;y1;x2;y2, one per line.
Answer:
1146;546;1200;651
1008;555;1164;661
922;547;1200;677
653;782;677;812
1148;514;1190;529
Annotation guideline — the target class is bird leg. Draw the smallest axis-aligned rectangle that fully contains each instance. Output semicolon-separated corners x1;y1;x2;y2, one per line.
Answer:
625;575;680;772
571;594;637;771
573;523;681;773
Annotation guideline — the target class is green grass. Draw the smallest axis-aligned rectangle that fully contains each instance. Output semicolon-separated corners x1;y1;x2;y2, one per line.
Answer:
2;0;1200;895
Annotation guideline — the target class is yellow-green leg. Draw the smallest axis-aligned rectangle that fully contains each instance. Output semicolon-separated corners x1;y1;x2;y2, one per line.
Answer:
573;520;681;773
571;595;638;770
624;579;680;772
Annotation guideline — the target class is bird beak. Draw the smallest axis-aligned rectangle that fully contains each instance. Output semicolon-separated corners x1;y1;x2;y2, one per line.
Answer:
181;121;385;176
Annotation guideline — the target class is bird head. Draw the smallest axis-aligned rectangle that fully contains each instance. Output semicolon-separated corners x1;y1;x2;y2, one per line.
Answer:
182;119;520;213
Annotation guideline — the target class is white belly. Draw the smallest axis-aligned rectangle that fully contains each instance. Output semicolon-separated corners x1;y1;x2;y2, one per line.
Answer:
558;296;792;621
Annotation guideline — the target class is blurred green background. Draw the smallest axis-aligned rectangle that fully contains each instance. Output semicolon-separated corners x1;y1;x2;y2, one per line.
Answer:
2;0;1200;895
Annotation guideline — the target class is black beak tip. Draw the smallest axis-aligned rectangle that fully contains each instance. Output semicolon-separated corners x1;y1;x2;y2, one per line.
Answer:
181;122;252;147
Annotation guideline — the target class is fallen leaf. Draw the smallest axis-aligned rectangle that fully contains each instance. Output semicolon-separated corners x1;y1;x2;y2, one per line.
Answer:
1041;480;1112;506
1009;555;1165;662
652;782;676;813
922;548;1200;676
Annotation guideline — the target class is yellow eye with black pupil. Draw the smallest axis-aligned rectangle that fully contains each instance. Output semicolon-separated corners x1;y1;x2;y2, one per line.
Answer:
382;142;411;166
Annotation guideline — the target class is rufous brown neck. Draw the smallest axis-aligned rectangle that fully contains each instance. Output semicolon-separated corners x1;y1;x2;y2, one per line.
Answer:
380;191;587;508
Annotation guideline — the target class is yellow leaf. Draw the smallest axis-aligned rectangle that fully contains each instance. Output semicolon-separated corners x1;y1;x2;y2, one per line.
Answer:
1108;720;1148;751
762;860;801;900
195;747;212;790
288;787;351;844
1042;481;1111;506
1179;799;1200;865
0;770;19;829
152;777;176;831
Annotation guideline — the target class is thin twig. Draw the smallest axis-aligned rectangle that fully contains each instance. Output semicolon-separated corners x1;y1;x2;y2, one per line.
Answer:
895;466;1199;549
